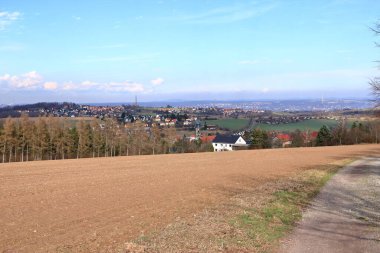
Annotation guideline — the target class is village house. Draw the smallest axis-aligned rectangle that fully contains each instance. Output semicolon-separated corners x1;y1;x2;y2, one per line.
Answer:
212;135;248;152
277;133;292;148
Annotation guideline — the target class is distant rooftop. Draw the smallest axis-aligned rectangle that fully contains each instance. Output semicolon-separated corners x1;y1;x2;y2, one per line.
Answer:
213;135;241;144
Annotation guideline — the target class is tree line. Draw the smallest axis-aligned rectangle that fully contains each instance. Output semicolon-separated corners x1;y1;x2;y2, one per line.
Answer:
0;115;212;163
245;119;380;149
1;114;378;163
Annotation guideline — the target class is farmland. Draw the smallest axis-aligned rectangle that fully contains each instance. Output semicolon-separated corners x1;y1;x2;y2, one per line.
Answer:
1;144;379;252
204;118;250;130
203;118;367;132
254;119;340;132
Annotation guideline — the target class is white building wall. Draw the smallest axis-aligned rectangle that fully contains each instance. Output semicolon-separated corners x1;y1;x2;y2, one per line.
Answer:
212;142;233;152
236;137;247;145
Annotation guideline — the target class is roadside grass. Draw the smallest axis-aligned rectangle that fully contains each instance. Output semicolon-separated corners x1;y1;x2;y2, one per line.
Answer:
128;159;353;253
229;164;341;251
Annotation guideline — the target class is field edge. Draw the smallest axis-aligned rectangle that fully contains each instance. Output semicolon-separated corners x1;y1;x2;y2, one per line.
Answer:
127;158;355;253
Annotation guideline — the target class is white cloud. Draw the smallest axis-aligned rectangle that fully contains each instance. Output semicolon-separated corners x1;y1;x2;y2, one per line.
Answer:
90;43;128;49
0;71;43;89
62;80;99;90
62;81;77;90
151;77;164;86
0;11;21;30
63;80;145;93
43;82;58;90
105;81;145;92
238;58;293;65
1;71;148;93
81;80;99;88
79;53;160;64
238;60;260;65
0;44;24;51
172;2;277;25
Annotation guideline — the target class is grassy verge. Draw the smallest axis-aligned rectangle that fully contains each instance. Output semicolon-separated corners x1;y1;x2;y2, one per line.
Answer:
124;159;353;253
229;163;343;251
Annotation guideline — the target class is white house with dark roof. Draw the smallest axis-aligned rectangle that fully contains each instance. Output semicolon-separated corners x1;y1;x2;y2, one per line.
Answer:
212;135;248;152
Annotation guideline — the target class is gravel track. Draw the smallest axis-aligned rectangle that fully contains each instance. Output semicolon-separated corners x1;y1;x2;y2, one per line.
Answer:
279;157;380;253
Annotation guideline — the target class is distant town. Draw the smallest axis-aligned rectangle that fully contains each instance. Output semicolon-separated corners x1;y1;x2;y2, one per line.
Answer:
0;99;377;133
0;98;378;163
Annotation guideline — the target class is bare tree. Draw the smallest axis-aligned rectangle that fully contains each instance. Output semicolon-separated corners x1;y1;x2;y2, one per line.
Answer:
370;21;380;105
2;117;15;162
150;124;161;155
370;78;380;101
20;113;32;162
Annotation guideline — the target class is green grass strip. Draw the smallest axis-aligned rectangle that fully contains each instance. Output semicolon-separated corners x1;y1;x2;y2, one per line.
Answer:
230;162;351;250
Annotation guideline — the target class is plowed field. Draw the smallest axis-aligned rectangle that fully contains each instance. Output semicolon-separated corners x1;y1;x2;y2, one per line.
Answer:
1;145;379;252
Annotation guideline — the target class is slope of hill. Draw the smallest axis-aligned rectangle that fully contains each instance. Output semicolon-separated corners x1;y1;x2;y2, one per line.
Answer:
0;145;379;252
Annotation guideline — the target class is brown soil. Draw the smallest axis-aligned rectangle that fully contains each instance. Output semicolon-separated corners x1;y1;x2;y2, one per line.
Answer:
0;145;379;252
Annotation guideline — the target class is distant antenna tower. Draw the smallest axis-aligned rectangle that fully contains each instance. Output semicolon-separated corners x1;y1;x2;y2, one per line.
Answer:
135;95;138;106
321;95;324;104
195;120;201;140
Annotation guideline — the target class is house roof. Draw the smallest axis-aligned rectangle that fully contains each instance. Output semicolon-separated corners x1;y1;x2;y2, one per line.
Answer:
201;135;216;142
277;133;291;142
212;134;242;144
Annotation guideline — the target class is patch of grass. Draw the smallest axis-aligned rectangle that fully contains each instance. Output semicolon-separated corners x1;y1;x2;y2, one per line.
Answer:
229;161;350;251
254;119;337;132
204;118;250;130
231;191;301;248
254;119;363;132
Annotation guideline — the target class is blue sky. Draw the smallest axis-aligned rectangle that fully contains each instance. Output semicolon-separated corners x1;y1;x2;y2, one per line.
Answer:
0;0;379;103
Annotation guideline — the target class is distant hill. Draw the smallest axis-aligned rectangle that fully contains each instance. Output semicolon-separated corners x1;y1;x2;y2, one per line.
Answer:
0;102;79;118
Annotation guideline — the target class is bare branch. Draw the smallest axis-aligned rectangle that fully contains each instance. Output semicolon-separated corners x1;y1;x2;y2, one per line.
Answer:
370;78;380;98
370;21;380;109
370;21;380;34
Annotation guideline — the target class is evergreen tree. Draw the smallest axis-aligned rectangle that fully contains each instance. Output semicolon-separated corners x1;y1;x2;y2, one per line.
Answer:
250;129;271;149
316;125;332;146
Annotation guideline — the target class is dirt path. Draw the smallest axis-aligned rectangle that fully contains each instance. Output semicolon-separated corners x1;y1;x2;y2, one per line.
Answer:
0;145;379;252
279;157;380;253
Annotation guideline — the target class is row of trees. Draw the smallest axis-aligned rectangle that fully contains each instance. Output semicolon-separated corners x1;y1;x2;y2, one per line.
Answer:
0;115;213;163
315;121;379;146
245;120;380;149
1;114;379;163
